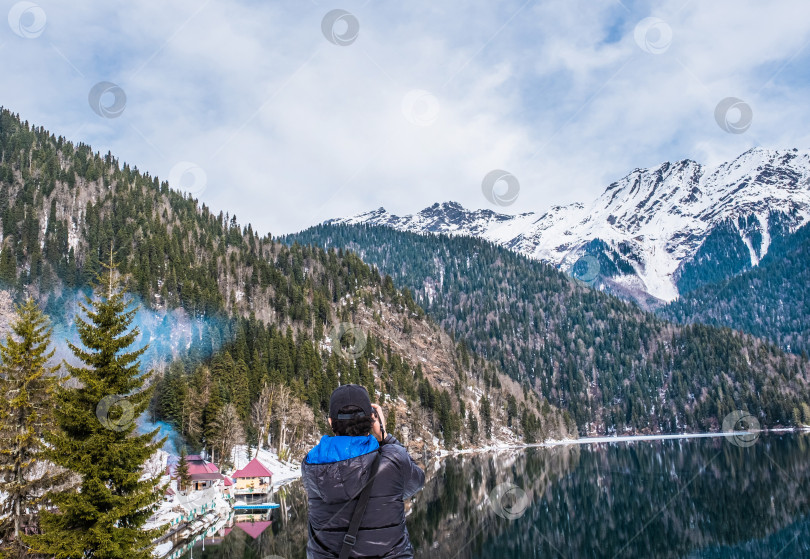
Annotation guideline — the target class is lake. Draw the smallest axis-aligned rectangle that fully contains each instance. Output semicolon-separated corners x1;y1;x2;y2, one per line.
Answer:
176;432;810;558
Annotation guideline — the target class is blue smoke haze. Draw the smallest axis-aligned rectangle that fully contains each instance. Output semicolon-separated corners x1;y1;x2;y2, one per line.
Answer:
42;288;233;456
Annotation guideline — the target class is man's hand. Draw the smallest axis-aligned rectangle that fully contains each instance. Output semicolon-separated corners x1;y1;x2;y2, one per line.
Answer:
371;404;386;442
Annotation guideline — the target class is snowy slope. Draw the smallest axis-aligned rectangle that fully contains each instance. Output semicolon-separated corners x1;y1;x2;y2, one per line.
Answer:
326;147;810;302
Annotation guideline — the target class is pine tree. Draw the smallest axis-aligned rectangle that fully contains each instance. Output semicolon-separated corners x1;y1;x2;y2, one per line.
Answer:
0;299;63;554
0;241;16;285
176;448;191;493
28;267;167;558
385;409;396;437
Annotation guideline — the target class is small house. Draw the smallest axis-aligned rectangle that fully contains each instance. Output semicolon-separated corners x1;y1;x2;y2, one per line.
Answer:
170;454;222;492
232;457;273;496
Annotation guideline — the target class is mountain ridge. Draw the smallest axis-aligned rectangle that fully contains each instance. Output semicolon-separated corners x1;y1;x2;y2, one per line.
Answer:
326;147;810;304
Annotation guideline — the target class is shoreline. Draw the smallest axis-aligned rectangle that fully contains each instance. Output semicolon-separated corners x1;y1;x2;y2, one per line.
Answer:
546;430;762;447
546;426;808;447
155;428;808;554
433;427;810;457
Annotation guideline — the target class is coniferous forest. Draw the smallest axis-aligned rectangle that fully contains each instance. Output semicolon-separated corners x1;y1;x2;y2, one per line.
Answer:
284;223;810;433
662;217;810;357
0;106;562;467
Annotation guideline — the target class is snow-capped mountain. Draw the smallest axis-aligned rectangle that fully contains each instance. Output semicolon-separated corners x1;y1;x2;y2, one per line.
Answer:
327;147;810;303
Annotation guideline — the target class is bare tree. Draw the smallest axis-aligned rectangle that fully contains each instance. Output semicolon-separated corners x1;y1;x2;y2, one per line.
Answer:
287;398;317;459
268;384;294;457
251;383;273;452
210;403;245;469
410;406;432;442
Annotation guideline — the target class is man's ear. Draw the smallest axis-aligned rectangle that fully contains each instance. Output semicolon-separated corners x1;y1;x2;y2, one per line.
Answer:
328;418;332;427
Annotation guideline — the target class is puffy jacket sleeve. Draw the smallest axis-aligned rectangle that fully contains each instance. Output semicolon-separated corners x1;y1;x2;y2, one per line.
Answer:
384;434;425;499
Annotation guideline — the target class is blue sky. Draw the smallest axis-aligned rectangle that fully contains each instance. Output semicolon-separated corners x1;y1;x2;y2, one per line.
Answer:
2;0;810;234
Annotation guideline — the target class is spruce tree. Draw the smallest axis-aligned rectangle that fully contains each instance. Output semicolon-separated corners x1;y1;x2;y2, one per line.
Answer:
0;242;16;285
28;268;166;558
176;448;191;493
0;299;63;554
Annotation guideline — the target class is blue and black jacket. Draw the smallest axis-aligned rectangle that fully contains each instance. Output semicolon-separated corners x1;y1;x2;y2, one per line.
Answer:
302;434;425;558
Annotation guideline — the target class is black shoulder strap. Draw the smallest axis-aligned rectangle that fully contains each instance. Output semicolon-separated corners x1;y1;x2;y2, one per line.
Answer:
339;448;383;559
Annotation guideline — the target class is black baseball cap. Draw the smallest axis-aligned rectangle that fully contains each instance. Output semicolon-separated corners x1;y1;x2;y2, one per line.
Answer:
329;384;373;420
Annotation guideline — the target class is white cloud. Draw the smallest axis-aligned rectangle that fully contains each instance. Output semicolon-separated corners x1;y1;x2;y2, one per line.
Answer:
2;0;810;234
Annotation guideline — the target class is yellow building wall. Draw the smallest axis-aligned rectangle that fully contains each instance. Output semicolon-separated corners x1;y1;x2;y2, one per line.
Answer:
235;477;261;490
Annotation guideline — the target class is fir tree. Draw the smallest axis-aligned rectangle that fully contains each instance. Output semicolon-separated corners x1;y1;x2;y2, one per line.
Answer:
385;409;396;437
176;448;191;493
0;299;63;554
0;241;16;285
28;268;166;558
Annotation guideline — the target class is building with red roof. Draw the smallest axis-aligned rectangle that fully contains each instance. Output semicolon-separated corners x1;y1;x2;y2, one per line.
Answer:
232;457;273;496
169;454;223;491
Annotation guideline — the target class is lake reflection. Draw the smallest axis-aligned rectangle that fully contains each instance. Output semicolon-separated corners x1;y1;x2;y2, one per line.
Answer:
178;433;810;558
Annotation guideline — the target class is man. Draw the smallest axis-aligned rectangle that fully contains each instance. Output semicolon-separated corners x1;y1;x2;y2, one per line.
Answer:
302;384;425;558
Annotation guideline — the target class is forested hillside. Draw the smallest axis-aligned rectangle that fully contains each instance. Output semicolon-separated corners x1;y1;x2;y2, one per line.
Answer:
283;223;810;434
662;219;810;357
0;108;569;455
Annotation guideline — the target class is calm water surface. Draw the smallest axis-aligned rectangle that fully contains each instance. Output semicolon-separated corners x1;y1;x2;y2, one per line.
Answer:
177;433;810;558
